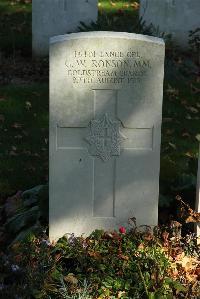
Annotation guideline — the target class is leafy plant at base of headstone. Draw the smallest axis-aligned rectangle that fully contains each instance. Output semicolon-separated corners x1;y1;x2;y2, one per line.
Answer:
58;277;92;299
3;184;48;246
1;223;199;299
76;12;171;43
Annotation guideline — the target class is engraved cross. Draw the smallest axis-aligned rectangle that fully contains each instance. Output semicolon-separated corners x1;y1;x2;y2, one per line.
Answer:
57;89;153;218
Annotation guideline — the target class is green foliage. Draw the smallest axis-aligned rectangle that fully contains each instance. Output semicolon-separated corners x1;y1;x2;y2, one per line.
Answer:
0;85;49;196
58;278;92;299
77;6;170;42
0;0;32;55
1;226;199;299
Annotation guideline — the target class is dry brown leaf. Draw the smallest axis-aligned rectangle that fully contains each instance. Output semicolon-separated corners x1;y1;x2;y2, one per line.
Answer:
117;291;127;298
130;2;140;9
118;254;129;261
185;213;200;223
179;256;199;273
64;273;78;285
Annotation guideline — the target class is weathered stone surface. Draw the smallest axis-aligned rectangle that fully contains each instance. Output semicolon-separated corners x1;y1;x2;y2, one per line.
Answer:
32;0;98;56
140;0;200;48
49;31;165;241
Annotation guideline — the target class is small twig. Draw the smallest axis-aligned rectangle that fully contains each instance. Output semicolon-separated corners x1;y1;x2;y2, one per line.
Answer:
137;262;149;297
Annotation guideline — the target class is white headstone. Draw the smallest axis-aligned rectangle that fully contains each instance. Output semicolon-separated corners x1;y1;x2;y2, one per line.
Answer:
32;0;98;56
49;31;165;241
140;0;200;48
196;144;200;240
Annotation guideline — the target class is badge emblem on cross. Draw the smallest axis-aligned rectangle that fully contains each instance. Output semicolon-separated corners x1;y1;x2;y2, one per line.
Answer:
85;113;126;162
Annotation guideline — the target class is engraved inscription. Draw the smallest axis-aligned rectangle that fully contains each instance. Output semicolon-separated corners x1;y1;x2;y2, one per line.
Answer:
65;49;151;85
85;113;126;162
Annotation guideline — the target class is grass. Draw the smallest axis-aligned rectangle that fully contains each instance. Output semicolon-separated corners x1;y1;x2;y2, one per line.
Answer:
0;0;199;216
99;0;139;16
0;84;48;197
0;0;31;56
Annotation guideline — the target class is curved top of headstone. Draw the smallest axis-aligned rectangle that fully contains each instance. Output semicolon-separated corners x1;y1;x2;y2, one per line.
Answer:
50;31;165;45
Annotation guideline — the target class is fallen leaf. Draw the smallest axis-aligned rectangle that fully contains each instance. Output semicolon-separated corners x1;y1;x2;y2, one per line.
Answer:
9;151;18;156
25;101;32;110
185;152;193;158
186;106;199;114
64;273;78;285
138;243;144;250
169;142;177;150
124;4;130;8
110;1;116;6
179;256;198;272
190;83;200;94
118;254;129;260
182;131;190;138
195;134;200;142
130;2;140;9
117;291;127;298
185;213;200;223
12;123;23;129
